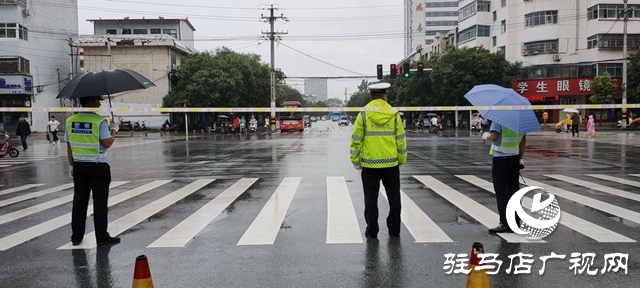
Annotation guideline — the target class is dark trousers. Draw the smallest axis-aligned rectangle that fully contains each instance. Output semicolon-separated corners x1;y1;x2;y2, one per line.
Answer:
51;131;59;142
571;123;579;136
492;155;521;228
20;135;28;150
71;162;112;243
361;166;401;236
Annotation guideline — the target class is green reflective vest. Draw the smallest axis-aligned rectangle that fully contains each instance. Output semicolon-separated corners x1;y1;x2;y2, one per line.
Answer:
67;113;105;161
490;127;523;156
350;99;407;168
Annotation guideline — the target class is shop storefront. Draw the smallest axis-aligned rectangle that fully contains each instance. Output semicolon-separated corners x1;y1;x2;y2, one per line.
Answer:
511;77;622;123
0;75;33;129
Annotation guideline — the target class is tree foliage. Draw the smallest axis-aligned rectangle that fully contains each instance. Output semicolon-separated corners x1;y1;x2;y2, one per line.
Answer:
628;46;640;104
346;80;371;107
162;47;300;108
590;72;616;104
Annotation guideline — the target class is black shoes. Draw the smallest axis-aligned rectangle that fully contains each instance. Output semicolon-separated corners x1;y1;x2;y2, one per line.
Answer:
389;233;400;237
488;224;513;233
365;232;377;239
97;237;121;246
72;241;81;246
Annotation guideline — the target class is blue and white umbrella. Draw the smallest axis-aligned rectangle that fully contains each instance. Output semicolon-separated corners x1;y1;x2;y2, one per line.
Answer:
464;84;541;134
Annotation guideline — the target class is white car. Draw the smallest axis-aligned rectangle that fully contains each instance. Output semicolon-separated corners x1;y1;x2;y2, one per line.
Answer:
338;116;349;126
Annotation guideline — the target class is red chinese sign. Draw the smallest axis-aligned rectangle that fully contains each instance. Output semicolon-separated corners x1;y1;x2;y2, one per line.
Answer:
511;77;621;101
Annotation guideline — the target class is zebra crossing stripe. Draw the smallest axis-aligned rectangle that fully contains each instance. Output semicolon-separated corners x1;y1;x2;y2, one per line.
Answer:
58;179;211;250
546;175;640;203
237;177;301;246
148;178;258;248
0;181;129;226
586;174;640;189
0;180;167;251
413;175;543;243
523;178;640;225
457;175;635;243
380;185;453;243
326;177;362;244
0;183;74;208
0;165;9;168
0;184;45;197
631;174;640;177
0;161;29;164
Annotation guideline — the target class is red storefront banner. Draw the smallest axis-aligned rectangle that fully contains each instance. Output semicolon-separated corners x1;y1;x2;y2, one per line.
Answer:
511;77;622;101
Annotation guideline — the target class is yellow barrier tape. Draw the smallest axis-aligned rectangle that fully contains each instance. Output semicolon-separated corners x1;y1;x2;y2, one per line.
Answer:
0;104;638;113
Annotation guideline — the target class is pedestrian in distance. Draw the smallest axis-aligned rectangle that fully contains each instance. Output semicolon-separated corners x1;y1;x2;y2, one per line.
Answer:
47;115;61;144
350;82;407;239
571;112;581;137
587;114;596;138
542;111;549;127
482;121;527;233
65;96;121;246
15;116;31;151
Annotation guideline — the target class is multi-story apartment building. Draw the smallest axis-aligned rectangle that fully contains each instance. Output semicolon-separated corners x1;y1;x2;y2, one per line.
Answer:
0;0;78;131
404;1;459;57
74;18;197;127
421;0;640;122
304;78;328;102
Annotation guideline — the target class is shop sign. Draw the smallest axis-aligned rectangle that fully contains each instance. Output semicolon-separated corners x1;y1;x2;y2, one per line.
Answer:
511;77;622;98
0;75;33;94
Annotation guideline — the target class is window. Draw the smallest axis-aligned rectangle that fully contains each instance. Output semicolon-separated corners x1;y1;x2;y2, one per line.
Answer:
477;25;490;37
426;29;452;36
597;34;640;49
150;29;161;34
492;36;497;47
497;46;506;55
522;39;559;55
106;29;116;35
525;11;558;27
501;0;506;8
122;29;131;34
477;1;490;12
587;35;598;49
493;11;497;22
0;57;29;74
501;20;506;34
425;39;434;45
589;4;640;20
597;63;623;77
425;2;458;8
133;29;147;34
459;1;477;20
458;25;491;42
0;23;27;40
163;29;177;38
426;11;458;17
425;21;458;26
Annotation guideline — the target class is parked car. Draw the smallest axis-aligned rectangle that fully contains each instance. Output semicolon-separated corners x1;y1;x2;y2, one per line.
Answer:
339;116;349;126
321;116;327;121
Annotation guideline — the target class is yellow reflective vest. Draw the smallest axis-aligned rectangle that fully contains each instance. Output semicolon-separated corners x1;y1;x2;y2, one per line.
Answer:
490;126;523;156
350;99;407;168
67;113;105;161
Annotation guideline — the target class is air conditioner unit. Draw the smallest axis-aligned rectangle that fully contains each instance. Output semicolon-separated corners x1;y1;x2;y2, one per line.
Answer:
171;63;177;70
23;8;31;16
533;50;539;55
553;54;561;61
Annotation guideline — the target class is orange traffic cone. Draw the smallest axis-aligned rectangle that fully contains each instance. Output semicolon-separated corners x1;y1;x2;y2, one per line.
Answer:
132;255;154;288
466;242;491;288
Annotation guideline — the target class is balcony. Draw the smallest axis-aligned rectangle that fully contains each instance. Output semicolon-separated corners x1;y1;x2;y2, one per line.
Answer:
0;0;26;8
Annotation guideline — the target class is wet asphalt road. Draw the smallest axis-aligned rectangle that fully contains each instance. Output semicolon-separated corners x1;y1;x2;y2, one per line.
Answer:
0;120;639;287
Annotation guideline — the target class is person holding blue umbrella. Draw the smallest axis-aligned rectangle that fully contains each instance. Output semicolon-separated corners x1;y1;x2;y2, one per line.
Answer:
465;84;539;233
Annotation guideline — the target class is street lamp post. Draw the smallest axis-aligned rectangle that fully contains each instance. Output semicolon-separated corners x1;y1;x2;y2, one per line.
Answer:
622;0;629;128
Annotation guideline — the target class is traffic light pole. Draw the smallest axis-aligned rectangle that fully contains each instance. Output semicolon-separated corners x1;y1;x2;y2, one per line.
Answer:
261;5;288;132
621;0;629;128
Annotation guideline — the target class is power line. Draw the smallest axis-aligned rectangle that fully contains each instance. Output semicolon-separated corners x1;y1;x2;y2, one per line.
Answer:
278;42;366;76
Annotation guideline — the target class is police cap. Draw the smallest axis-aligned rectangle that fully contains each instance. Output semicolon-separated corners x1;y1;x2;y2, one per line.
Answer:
368;82;391;94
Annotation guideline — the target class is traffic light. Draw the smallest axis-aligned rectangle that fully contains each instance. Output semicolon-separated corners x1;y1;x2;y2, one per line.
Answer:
403;62;410;78
417;62;424;76
390;64;397;79
376;64;383;80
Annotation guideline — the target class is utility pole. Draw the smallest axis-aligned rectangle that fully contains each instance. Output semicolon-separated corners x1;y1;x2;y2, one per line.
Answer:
344;87;348;103
261;5;288;132
621;0;630;128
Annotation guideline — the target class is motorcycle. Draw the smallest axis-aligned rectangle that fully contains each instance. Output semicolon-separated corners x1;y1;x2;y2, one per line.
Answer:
249;122;258;133
0;132;19;158
133;120;147;131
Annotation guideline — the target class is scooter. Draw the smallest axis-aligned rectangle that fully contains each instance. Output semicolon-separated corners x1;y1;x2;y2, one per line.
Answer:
0;132;19;158
249;122;258;133
133;120;147;131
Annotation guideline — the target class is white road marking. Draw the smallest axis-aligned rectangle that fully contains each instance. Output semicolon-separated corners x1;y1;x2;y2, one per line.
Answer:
326;177;362;244
546;174;640;203
0;183;74;208
237;177;301;246
0;180;169;251
0;184;45;197
586;174;640;189
58;179;211;249
380;185;453;243
148;178;258;248
413;175;543;243
458;175;635;243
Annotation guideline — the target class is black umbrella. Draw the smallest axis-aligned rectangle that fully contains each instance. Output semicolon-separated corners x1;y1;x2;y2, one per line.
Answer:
56;69;156;120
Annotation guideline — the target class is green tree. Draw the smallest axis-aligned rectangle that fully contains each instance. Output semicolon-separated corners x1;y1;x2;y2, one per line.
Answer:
347;80;372;108
162;47;278;108
275;85;306;107
326;98;344;107
590;72;617;126
627;46;640;104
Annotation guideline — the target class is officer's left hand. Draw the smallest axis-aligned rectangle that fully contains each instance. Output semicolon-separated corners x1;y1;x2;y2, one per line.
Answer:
519;159;525;170
109;121;119;132
353;164;362;170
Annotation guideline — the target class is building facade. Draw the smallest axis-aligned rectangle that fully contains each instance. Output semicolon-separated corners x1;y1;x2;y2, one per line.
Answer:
0;0;78;132
304;78;328;102
404;0;459;57
76;18;197;127
420;0;640;123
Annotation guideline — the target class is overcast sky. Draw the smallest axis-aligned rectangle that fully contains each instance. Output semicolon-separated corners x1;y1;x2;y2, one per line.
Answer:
77;0;405;103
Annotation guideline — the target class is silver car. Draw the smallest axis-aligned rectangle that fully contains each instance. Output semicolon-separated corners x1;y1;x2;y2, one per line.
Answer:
338;116;349;126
